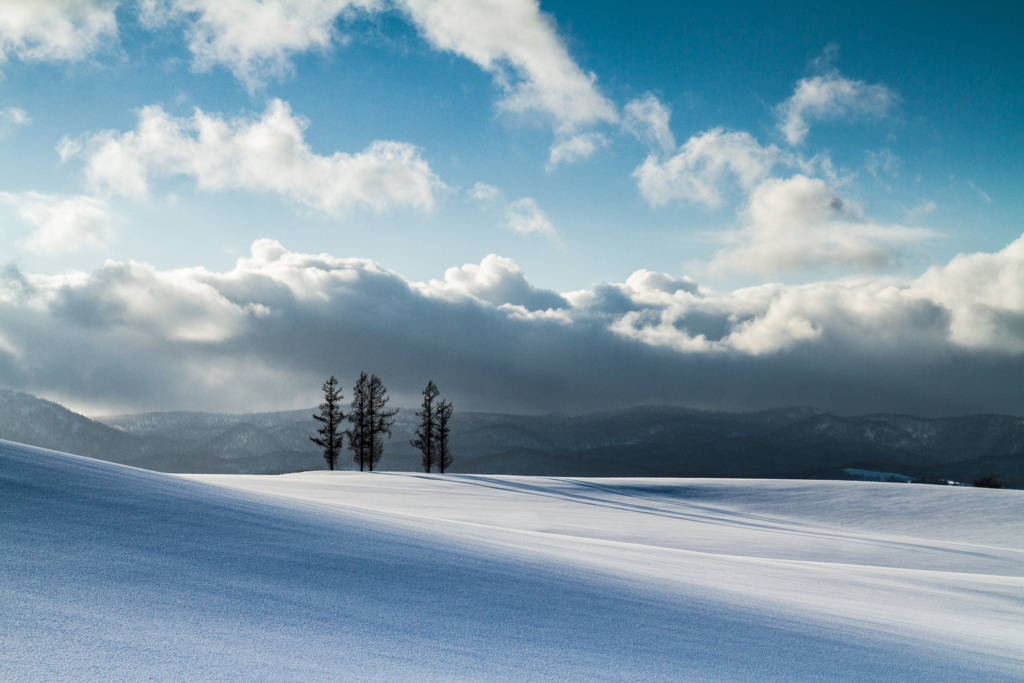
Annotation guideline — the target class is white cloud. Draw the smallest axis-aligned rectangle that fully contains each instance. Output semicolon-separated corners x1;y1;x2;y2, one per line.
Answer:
628;85;917;276
398;0;617;134
601;248;1018;359
505;197;555;237
0;0;119;63
633;128;779;208
140;0;379;90
0;191;114;253
2;237;1023;415
68;98;446;215
624;269;699;299
467;184;556;238
623;94;675;156
142;0;617;141
547;132;606;169
912;233;1024;352
710;174;933;274
777;70;897;145
417;253;567;311
467;181;502;203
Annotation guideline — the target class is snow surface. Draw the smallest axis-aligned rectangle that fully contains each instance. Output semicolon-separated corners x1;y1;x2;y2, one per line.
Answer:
2;439;1023;681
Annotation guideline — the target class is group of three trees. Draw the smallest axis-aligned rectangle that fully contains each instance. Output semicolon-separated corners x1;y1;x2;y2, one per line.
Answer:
311;374;453;473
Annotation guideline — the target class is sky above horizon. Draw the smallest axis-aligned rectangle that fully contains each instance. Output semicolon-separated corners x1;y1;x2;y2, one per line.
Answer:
0;0;1022;417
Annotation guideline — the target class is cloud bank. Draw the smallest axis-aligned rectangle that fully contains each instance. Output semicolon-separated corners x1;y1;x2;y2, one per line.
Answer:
2;236;1022;416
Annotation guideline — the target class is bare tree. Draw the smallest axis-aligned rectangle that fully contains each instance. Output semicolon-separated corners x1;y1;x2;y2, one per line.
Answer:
310;376;344;470
435;398;453;474
412;380;439;472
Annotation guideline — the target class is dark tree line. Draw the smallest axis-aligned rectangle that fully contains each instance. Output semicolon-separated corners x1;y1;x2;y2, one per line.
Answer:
311;372;399;472
411;380;453;473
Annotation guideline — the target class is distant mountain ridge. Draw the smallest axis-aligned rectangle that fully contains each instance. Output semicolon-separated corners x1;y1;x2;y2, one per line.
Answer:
1;390;1021;485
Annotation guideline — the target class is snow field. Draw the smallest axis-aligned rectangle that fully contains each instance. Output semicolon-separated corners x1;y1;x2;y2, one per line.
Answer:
2;439;1022;681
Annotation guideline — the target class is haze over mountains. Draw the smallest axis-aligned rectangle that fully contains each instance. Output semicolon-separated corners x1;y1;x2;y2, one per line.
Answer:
2;390;1021;485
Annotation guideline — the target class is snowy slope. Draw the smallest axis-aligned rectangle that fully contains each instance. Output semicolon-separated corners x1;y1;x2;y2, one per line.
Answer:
2;439;1022;681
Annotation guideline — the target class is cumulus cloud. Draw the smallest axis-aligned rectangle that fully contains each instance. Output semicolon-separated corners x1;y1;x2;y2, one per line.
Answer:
65;98;445;214
505;197;555;237
466;184;556;238
912;235;1024;352
777;70;898;146
142;0;616;146
633;128;780;208
0;191;114;253
0;0;119;63
626;73;921;277
417;253;567;311
710;174;933;274
140;0;379;90
2;237;1023;416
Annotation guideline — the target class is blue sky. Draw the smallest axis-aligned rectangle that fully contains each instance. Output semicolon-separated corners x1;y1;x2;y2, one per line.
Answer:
0;1;1021;416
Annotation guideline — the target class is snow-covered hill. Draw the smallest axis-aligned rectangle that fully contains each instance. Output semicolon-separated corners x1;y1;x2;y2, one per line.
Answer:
2;439;1022;681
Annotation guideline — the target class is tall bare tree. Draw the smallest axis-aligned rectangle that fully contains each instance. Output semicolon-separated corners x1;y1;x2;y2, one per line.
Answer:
412;380;439;472
310;376;344;470
435;398;454;474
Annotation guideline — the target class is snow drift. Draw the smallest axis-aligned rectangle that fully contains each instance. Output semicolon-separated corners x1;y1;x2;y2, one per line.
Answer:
2;439;1022;681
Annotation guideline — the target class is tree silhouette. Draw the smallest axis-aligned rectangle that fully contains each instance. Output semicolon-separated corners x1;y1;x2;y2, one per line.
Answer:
412;380;439;472
435;398;454;474
366;374;398;471
310;376;344;470
346;372;370;471
346;372;398;472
